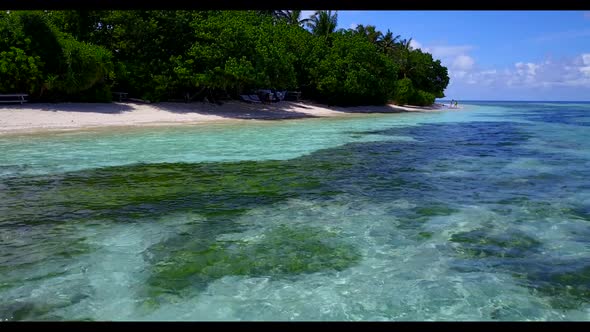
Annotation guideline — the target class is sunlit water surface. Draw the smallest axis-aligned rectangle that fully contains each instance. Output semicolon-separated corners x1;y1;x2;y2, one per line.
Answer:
1;102;589;321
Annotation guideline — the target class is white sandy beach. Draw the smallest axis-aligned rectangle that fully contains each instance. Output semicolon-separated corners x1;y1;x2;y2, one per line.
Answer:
0;100;448;135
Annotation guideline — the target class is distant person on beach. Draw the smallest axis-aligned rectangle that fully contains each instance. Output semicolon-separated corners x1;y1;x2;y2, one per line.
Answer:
455;101;458;108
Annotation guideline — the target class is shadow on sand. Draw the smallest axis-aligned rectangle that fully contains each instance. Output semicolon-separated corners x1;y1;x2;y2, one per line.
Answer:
151;101;319;120
0;100;444;119
0;102;136;114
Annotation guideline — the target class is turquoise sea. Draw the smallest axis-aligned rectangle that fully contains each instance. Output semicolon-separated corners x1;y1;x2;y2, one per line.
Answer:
1;101;589;321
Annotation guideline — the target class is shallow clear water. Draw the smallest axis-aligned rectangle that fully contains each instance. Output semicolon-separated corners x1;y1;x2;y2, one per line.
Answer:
1;102;589;321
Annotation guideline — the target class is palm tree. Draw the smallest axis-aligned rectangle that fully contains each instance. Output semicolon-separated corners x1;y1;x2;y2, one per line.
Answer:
397;38;415;78
257;10;281;17
400;37;413;52
353;24;367;35
306;10;338;37
272;10;311;27
378;30;401;54
257;10;287;25
355;24;382;45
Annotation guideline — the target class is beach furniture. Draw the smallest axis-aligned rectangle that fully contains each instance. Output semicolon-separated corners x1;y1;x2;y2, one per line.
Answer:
257;89;274;103
248;95;263;103
285;91;301;101
240;95;262;104
276;90;287;101
112;91;128;102
240;95;253;103
0;93;28;104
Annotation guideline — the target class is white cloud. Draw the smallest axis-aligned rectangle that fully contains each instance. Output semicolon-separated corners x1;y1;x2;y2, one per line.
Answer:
350;23;358;29
452;55;475;71
515;62;539;76
513;62;539;84
532;28;590;42
450;70;467;79
514;56;590;87
413;42;477;84
409;39;422;50
414;41;590;94
579;54;590;77
453;54;590;89
424;45;474;58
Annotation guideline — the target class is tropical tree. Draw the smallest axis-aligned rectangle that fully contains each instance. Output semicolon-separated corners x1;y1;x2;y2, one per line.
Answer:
257;10;281;18
306;10;338;37
378;29;400;55
1;10;450;106
400;38;413;52
396;37;414;78
406;49;449;98
311;31;398;105
274;10;310;27
0;47;44;94
174;11;297;100
354;24;382;45
0;11;114;100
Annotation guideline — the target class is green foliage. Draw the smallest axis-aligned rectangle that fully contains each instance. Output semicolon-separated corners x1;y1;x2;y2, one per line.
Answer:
406;50;449;98
353;24;383;46
285;27;329;97
17;11;63;74
275;10;311;27
307;10;338;37
69;83;113;103
0;47;43;93
0;11;114;101
50;35;114;96
1;10;450;105
311;32;398;106
174;11;297;100
0;11;56;95
408;89;436;106
393;77;414;105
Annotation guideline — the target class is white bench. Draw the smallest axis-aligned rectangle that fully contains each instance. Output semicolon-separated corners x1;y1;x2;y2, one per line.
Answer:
0;94;28;104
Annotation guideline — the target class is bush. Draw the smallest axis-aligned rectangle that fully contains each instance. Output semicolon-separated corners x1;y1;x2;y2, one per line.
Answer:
69;83;112;102
409;89;436;106
393;77;414;105
50;36;114;96
0;11;114;101
2;10;450;104
0;47;44;94
312;32;398;106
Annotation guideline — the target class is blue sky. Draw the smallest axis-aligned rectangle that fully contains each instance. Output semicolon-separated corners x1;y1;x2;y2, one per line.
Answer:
302;11;590;101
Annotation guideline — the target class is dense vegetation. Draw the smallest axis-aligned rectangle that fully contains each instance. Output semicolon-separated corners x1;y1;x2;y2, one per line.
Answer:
0;10;449;106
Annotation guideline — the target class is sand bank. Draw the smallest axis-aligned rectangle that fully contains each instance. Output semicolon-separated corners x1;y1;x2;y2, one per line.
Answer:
0;101;448;135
